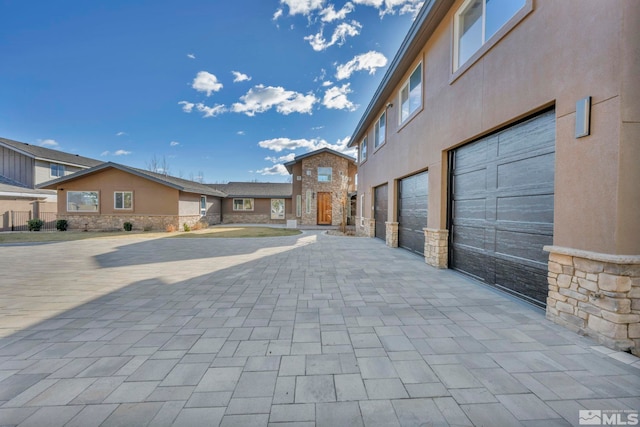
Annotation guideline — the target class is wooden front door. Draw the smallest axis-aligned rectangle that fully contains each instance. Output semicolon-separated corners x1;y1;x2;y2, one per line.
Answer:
317;192;332;225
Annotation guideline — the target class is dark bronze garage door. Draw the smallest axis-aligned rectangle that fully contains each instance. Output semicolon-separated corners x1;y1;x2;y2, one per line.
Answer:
398;172;428;255
450;109;555;307
374;184;388;241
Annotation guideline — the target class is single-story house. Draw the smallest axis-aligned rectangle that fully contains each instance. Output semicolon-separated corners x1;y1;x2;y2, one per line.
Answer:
209;182;293;225
349;0;639;354
38;162;225;231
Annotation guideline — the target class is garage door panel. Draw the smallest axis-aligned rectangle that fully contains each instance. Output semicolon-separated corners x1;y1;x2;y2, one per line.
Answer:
451;109;555;307
374;184;388;241
398;171;428;255
496;195;554;223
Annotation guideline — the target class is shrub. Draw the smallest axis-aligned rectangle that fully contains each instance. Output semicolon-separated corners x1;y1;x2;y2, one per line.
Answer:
56;219;68;231
166;224;176;233
123;222;133;231
192;221;207;231
27;218;44;231
183;223;191;232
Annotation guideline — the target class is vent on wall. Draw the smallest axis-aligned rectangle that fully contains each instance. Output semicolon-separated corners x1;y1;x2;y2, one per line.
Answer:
306;170;311;176
297;176;301;181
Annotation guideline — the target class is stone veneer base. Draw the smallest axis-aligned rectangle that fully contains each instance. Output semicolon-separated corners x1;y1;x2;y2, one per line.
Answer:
544;245;640;356
424;228;449;268
385;222;398;248
62;214;220;232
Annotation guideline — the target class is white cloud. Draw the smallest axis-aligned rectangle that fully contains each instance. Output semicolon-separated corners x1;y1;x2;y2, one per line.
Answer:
237;130;246;135
322;80;333;87
281;0;325;15
255;164;290;176
178;101;195;113
323;84;358;111
232;85;317;116
196;103;227;118
353;0;423;16
170;141;180;147
336;50;388;80
305;20;361;51
114;149;131;156
100;151;110;156
319;2;354;22
38;139;59;148
265;153;296;163
191;71;223;96
273;8;284;20
258;136;354;156
116;131;127;136
187;53;196;59
232;71;252;83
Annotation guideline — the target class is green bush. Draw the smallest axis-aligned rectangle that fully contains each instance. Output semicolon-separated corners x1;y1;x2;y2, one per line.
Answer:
183;223;191;232
123;222;133;231
56;219;68;231
27;218;44;231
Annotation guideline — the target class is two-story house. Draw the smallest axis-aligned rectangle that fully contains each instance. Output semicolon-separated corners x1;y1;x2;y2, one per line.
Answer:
350;0;639;354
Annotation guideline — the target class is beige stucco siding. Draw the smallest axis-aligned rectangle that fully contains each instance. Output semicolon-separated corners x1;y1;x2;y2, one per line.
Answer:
34;160;86;186
357;0;639;255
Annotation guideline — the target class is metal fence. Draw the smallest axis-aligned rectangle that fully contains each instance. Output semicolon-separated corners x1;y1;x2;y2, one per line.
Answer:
0;211;58;231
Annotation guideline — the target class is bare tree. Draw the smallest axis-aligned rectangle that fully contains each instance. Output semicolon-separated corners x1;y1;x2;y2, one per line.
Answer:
339;175;349;233
147;155;170;176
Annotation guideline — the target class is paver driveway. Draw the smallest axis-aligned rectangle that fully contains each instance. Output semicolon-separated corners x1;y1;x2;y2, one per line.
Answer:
0;231;638;426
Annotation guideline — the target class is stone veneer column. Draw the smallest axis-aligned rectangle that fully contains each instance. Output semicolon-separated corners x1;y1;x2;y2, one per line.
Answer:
544;246;640;355
385;222;398;248
357;218;376;237
424;228;449;268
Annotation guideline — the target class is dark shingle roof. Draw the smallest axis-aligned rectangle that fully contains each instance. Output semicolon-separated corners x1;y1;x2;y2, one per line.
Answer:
209;182;292;198
0;175;56;196
0;137;102;168
37;162;227;197
284;148;356;174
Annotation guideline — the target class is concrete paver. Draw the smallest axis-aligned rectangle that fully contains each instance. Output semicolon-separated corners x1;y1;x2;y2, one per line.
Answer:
0;230;638;426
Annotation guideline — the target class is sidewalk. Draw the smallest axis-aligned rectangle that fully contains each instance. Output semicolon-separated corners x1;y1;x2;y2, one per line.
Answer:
0;231;638;426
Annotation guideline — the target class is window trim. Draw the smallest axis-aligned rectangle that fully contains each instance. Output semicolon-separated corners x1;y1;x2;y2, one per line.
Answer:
114;191;133;210
296;195;302;217
50;163;65;178
359;194;364;227
398;62;423;126
374;111;386;150
451;0;532;82
360;136;368;164
233;198;254;211
200;195;207;217
317;167;332;183
67;190;99;213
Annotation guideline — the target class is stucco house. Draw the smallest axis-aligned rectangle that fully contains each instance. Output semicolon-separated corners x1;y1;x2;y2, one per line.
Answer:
285;148;357;227
350;0;639;354
210;182;293;225
0;137;101;230
39;162;225;231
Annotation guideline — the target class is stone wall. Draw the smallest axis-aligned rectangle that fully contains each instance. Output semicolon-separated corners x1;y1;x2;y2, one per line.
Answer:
424;228;448;268
355;217;375;237
61;213;219;232
385;222;398;248
222;212;289;225
545;246;640;355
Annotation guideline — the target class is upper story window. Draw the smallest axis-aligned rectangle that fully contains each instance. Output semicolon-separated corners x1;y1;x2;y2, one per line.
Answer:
360;137;368;163
200;196;207;216
50;163;65;178
400;63;422;124
374;112;386;149
454;0;526;71
114;191;133;210
233;198;254;211
318;167;332;182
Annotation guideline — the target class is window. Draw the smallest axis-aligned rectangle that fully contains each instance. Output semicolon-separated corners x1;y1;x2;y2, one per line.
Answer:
50;163;65;178
374;112;386;149
67;191;99;212
359;194;364;226
271;199;285;220
318;167;332;182
114;191;133;210
400;63;422;124
305;190;312;214
360;137;368;162
233;198;254;211
454;0;526;70
296;195;302;217
200;196;207;216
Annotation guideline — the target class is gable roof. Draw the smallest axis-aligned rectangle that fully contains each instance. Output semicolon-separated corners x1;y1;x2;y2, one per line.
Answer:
37;162;227;197
0;137;102;168
348;0;452;147
209;182;292;198
284;148;357;174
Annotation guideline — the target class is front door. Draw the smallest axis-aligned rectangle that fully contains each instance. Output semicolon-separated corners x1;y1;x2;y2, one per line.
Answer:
317;192;332;225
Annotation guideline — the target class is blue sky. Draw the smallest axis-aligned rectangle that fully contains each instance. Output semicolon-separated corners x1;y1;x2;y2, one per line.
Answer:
1;0;422;183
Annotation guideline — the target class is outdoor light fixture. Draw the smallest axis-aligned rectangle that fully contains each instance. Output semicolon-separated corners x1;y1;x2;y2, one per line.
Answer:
386;102;393;109
575;96;591;138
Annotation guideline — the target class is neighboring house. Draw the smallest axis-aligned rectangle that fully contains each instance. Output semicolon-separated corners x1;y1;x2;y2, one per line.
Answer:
210;182;293;225
0;137;102;230
38;162;225;231
284;148;357;227
349;0;640;354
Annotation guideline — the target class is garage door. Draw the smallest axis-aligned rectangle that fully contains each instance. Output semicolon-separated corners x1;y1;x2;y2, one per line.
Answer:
374;184;388;241
398;171;428;255
450;109;555;307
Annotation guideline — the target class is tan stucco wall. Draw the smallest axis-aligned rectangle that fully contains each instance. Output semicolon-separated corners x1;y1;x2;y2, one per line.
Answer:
179;192;222;224
221;197;291;223
356;0;639;255
55;168;179;216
